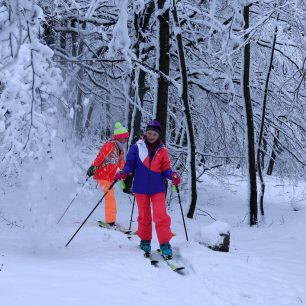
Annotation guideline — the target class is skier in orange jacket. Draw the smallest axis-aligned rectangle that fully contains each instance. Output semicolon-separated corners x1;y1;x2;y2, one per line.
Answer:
87;122;129;226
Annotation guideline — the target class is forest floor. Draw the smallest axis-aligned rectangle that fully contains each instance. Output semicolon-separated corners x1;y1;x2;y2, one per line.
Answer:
1;171;306;306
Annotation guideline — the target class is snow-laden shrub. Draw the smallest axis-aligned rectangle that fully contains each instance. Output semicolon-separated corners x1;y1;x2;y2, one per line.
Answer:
0;0;64;179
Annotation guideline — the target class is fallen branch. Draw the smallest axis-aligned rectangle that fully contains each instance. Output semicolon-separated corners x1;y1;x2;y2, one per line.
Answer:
0;212;23;229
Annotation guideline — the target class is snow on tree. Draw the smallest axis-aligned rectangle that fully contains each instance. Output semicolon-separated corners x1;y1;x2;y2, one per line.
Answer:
0;0;64;179
108;0;133;64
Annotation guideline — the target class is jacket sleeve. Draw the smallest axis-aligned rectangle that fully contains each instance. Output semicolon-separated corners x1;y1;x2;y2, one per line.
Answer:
119;153;125;170
161;148;174;180
123;144;137;174
92;142;113;167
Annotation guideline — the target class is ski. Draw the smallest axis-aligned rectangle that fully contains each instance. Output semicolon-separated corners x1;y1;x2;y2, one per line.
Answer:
97;221;135;236
156;249;185;272
137;246;159;265
144;252;159;266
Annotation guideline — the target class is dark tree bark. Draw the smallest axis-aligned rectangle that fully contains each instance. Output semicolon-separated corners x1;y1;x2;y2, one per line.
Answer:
155;0;170;143
243;5;258;226
267;129;280;175
60;21;66;51
128;1;154;145
171;0;197;219
84;102;94;131
42;18;55;46
71;20;86;140
127;69;146;145
257;14;279;216
127;70;136;142
261;135;267;168
133;69;146;141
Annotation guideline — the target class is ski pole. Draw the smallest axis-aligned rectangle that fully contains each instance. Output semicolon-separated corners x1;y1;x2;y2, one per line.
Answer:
57;176;89;224
175;186;189;241
65;180;117;247
128;195;136;231
57;177;90;224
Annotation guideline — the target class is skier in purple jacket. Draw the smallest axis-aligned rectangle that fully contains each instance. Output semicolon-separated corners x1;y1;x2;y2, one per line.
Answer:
115;120;180;258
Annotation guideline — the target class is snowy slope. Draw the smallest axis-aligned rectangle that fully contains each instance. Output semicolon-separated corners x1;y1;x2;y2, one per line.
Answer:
1;175;306;306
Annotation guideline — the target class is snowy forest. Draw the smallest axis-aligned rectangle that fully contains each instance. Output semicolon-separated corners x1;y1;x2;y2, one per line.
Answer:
1;0;306;305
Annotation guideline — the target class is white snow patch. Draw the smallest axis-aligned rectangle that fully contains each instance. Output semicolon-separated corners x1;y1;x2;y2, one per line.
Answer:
0;120;5;132
133;0;145;13
51;129;57;140
83;97;90;107
68;107;74;119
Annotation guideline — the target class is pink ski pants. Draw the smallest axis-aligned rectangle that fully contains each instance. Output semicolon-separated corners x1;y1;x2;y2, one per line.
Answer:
134;192;173;244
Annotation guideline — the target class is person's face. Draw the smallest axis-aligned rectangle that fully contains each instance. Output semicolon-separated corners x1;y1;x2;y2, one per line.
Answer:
117;138;128;144
146;130;159;143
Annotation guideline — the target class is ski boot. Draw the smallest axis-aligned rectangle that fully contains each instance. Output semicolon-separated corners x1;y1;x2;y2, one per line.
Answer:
160;242;173;260
140;240;151;255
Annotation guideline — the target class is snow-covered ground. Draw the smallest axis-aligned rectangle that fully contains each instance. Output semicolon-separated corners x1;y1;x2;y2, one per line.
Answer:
1;172;306;306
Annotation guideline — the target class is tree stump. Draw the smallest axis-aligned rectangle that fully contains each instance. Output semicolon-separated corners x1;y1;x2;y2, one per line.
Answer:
209;232;230;252
195;221;231;252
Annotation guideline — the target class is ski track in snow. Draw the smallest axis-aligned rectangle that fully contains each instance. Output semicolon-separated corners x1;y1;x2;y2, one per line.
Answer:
1;176;306;306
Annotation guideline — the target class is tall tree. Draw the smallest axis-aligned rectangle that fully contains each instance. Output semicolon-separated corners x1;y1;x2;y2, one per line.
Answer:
171;0;197;218
242;4;258;226
154;0;170;142
257;12;279;217
128;1;154;145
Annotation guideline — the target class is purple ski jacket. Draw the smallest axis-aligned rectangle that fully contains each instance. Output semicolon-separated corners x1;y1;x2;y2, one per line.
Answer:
123;139;174;194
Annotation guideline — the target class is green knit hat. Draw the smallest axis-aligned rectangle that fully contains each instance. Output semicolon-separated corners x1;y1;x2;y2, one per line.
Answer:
114;122;129;139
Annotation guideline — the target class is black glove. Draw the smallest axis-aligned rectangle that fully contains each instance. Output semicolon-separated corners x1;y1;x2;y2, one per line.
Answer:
87;166;96;177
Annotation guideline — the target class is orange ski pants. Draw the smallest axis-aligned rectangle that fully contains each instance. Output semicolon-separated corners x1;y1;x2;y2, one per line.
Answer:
135;192;173;244
97;180;116;223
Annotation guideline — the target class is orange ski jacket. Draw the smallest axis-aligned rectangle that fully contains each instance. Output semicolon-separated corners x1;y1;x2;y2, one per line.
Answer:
92;140;125;182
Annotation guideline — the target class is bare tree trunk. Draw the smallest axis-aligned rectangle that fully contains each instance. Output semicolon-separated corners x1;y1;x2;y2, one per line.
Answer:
127;69;146;145
134;69;146;140
257;14;279;217
129;2;153;144
72;20;86;140
267;129;279;175
42;18;55;46
243;5;258;226
127;71;136;142
155;0;170;143
84;102;94;131
59;20;67;79
171;0;197;219
261;135;267;168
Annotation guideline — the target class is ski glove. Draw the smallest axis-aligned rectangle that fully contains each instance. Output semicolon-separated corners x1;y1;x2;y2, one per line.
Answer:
87;166;96;177
115;170;127;181
171;172;181;186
